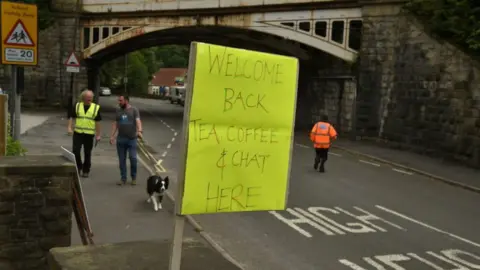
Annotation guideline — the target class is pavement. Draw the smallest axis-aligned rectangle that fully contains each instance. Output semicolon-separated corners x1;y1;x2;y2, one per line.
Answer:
19;108;240;269
106;96;480;270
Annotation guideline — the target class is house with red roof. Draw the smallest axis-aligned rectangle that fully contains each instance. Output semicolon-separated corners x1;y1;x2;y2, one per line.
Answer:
148;68;187;95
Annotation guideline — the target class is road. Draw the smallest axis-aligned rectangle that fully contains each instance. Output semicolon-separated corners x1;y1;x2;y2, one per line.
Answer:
100;96;480;270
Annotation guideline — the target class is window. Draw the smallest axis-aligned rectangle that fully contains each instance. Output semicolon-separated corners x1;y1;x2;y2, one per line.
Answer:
331;20;345;44
280;22;295;28
314;21;327;38
299;21;311;33
348;20;363;50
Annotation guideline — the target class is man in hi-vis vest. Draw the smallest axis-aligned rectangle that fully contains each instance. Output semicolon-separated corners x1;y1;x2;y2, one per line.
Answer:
310;115;337;173
67;89;102;178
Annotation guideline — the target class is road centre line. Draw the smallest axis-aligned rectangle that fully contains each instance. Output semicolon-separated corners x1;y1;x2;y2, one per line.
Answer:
359;159;381;167
295;143;342;156
295;143;310;149
167;143;172;149
392;168;413;175
376;205;480;248
162;151;167;157
171;137;175;142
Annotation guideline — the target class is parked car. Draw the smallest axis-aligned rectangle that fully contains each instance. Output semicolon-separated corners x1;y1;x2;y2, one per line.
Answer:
169;85;185;106
99;87;112;96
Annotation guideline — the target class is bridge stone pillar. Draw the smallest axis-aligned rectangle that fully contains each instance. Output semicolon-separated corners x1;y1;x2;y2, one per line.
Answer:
87;64;100;103
295;53;356;134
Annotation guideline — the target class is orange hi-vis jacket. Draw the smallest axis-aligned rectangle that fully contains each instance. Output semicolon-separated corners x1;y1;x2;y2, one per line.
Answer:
310;121;337;149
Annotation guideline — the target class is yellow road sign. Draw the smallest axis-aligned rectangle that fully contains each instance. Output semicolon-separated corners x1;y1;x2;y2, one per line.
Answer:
1;1;38;66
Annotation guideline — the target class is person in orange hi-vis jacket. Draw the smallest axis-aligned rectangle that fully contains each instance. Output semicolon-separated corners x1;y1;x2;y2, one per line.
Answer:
310;115;337;173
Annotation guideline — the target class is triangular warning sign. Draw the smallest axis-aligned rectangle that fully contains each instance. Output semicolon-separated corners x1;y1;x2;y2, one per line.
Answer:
65;52;80;67
3;19;35;47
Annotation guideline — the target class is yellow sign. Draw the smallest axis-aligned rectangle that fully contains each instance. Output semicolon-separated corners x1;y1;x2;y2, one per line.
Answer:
1;1;38;65
180;42;299;215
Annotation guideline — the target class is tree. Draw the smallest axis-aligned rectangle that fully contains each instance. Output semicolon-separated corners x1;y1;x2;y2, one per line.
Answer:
405;0;480;55
9;0;54;30
99;45;190;94
126;52;149;95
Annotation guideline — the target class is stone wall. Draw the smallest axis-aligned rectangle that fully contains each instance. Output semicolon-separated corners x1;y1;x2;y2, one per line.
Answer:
358;3;480;167
0;155;75;270
0;15;87;108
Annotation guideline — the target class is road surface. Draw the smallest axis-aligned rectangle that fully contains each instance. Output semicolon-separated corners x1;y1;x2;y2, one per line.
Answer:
100;96;480;270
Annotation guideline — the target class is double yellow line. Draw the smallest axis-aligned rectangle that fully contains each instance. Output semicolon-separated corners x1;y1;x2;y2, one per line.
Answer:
137;138;166;173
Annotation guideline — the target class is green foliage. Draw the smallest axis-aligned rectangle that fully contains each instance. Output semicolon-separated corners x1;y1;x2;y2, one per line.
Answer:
100;45;189;95
9;0;54;30
405;0;480;55
5;114;26;156
126;51;150;94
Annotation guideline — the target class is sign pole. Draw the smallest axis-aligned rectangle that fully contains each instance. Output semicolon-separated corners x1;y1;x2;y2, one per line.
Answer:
0;94;7;156
168;42;197;270
11;65;21;140
1;1;38;140
68;72;75;115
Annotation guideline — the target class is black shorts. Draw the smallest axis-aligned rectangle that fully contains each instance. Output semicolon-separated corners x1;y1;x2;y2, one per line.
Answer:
315;148;329;160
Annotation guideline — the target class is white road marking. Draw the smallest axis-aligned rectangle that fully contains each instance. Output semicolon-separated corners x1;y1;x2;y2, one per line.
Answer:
162;151;167;157
171;128;175;132
376;205;480;248
166;124;171;128
295;143;310;149
174;132;178;136
295;143;341;157
270;206;404;238
167;143;171;149
171;137;175;142
392;168;413;175
359;159;381;167
340;249;480;269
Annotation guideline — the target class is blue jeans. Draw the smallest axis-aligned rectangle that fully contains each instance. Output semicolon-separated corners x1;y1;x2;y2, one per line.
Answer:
116;137;137;181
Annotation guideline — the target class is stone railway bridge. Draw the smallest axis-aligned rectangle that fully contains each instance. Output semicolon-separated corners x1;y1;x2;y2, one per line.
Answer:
3;0;480;166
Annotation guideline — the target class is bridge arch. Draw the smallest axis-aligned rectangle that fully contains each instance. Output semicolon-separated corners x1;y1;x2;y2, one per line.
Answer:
81;9;362;62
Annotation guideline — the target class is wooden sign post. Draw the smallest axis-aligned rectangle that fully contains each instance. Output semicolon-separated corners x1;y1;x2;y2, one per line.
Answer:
169;42;299;269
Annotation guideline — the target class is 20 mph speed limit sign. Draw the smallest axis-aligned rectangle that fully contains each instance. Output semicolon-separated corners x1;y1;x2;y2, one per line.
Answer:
4;48;34;63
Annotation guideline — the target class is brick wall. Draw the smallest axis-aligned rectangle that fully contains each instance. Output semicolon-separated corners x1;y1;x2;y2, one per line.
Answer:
0;155;75;270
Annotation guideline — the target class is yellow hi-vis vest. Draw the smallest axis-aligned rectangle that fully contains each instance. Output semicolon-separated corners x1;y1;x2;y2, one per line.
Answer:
74;102;100;135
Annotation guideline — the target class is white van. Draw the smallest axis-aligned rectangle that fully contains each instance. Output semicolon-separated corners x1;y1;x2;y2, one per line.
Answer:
169;85;186;106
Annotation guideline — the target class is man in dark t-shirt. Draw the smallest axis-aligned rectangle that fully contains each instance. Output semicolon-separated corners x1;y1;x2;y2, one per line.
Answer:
110;95;143;186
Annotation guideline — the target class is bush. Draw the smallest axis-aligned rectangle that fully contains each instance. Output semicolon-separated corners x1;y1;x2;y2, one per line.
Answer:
5;114;26;156
405;0;480;56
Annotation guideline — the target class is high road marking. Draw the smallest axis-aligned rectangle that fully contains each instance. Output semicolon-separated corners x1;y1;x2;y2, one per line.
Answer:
376;205;480;248
269;206;404;238
392;168;413;175
338;249;480;269
359;159;381;167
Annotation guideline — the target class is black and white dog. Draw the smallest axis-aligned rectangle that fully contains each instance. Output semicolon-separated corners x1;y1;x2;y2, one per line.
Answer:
146;175;169;211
